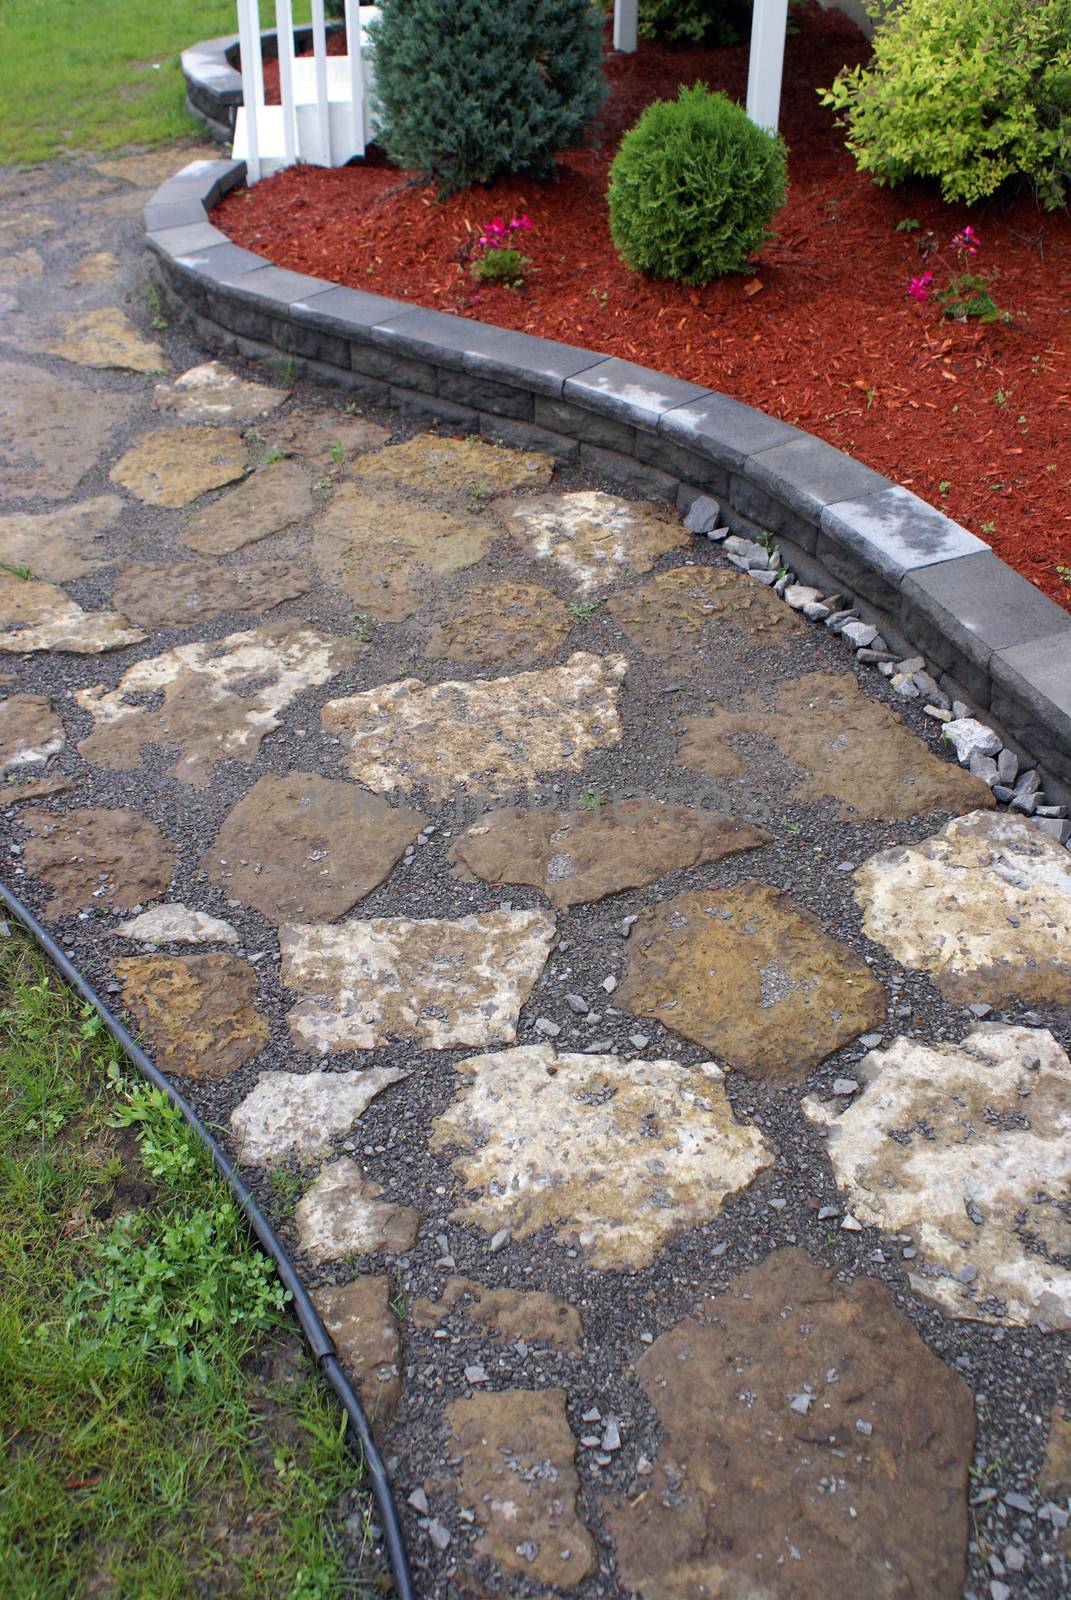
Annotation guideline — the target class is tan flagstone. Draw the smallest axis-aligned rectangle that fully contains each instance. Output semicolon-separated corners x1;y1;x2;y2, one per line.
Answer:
2;774;73;805
422;578;572;665
0;496;121;580
259;405;390;466
506;490;689;592
110;558;309;627
445;1389;596;1588
179;459;314;555
90;148;219;187
312;483;500;621
116;904;239;945
618;881;885;1080
46;307;165;374
0;572;144;654
351;432;553;500
0;360;132;499
0;212;60;248
311;1277;402;1432
854;810;1071;1005
295;1157;420;1263
431;1044;775;1269
323;651;627;797
679;671;995;820
1039;1409;1071;1499
609;1250;974;1600
804;1025;1071;1328
229;1066;409;1164
412;1277;582;1352
0;694;64;773
451;797;769;907
67;251;120;287
201;773;427;923
0;248;43;281
76;623;362;788
109;425;247;507
19;806;174;915
607;564;804;670
153;361;288;424
114;953;269;1080
281;909;555;1053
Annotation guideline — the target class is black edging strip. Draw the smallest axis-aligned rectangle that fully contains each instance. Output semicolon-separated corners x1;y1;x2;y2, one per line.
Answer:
0;878;415;1600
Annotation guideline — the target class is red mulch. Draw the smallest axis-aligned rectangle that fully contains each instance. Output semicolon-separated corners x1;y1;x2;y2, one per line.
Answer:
227;5;1071;607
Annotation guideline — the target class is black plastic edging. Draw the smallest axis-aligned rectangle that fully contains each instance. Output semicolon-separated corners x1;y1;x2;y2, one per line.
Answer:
142;147;1071;795
0;878;414;1600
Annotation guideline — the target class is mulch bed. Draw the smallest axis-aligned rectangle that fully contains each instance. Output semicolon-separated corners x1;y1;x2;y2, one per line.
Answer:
224;3;1071;607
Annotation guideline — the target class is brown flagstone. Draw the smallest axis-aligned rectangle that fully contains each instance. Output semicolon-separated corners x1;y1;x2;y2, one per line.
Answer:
179;459;314;556
19;806;174;915
45;307;165;375
311;1276;402;1433
0;572;143;655
411;1277;582;1352
110;558;309;628
295;1157;420;1263
153;361;287;424
114;953;269;1080
0;495;120;581
259;405;390;466
350;432;552;500
506;489;688;591
0;359;132;500
422;578;572;665
607;564;804;672
0;248;43;281
109;425;248;507
0;693;64;773
1040;1408;1071;1500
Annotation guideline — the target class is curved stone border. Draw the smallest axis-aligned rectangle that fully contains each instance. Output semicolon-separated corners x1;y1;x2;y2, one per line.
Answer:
182;23;342;142
143;155;1071;798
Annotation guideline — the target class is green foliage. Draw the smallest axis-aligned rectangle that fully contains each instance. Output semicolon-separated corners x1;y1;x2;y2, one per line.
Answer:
820;0;1071;209
638;0;751;45
607;84;788;284
369;0;607;195
473;245;531;286
935;273;1009;323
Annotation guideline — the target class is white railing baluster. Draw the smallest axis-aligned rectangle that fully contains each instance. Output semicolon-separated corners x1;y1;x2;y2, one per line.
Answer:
236;0;262;183
746;0;789;132
274;0;298;167
311;0;331;165
344;0;366;157
613;0;638;52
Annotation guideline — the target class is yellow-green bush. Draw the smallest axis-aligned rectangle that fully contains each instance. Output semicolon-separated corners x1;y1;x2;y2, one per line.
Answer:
821;0;1071;209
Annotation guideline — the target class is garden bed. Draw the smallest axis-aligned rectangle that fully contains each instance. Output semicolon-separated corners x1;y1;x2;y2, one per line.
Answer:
216;3;1071;607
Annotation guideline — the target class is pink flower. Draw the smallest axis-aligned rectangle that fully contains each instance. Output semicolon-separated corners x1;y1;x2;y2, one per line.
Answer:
908;271;934;302
952;226;980;256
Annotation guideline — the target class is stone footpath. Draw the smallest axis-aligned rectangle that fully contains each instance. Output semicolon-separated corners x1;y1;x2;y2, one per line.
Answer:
1;155;1070;1600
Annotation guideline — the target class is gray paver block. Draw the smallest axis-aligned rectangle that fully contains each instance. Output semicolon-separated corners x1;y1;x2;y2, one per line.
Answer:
821;484;988;585
563;357;709;429
659;391;804;470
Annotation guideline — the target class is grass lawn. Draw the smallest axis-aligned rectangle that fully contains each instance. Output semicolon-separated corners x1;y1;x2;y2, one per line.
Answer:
0;0;312;165
0;929;373;1600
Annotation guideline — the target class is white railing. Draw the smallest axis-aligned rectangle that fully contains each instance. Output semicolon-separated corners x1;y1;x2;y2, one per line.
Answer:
233;0;379;182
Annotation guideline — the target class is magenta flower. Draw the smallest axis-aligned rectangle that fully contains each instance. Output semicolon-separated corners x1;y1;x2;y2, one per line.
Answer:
908;271;934;302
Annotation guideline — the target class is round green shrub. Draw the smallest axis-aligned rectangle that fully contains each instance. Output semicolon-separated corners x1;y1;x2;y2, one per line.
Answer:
820;0;1071;210
607;84;788;284
368;0;607;196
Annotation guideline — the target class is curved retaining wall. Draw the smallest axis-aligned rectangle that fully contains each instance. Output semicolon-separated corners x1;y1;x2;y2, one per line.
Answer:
181;23;342;142
143;155;1071;794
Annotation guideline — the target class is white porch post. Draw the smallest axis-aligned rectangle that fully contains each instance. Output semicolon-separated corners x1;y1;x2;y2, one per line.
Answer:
236;0;263;183
746;0;789;132
613;0;638;53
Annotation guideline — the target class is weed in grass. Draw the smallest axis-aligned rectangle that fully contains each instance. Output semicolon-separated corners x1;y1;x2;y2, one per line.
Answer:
0;561;32;580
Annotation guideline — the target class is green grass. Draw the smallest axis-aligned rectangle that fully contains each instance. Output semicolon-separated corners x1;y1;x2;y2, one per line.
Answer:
0;0;312;165
0;930;374;1600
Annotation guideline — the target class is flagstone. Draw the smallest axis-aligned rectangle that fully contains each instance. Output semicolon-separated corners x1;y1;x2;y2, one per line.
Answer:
680;671;994;820
323;652;627;798
0;248;43;281
67;251;120;287
422;579;572;665
431;1044;774;1269
0;572;144;654
179;459;314;555
109;425;247;507
451;797;769;908
0;211;60;248
0;694;64;773
201;773;427;922
506;490;689;592
0;496;120;580
45;307;165;374
259;404;390;466
0;360;132;499
295;1157;420;1263
114;953;269;1079
153;361;288;424
445;1389;595;1588
311;1277;402;1432
90;148;218;186
281;910;555;1054
3;775;73;805
110;557;309;627
1040;1408;1071;1499
19;806;174;915
229;1066;409;1164
618;882;885;1080
351;432;553;500
116;903;239;945
313;483;501;621
607;564;804;671
412;1277;582;1352
804;1025;1071;1328
854;810;1071;1005
76;623;361;788
609;1249;974;1600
